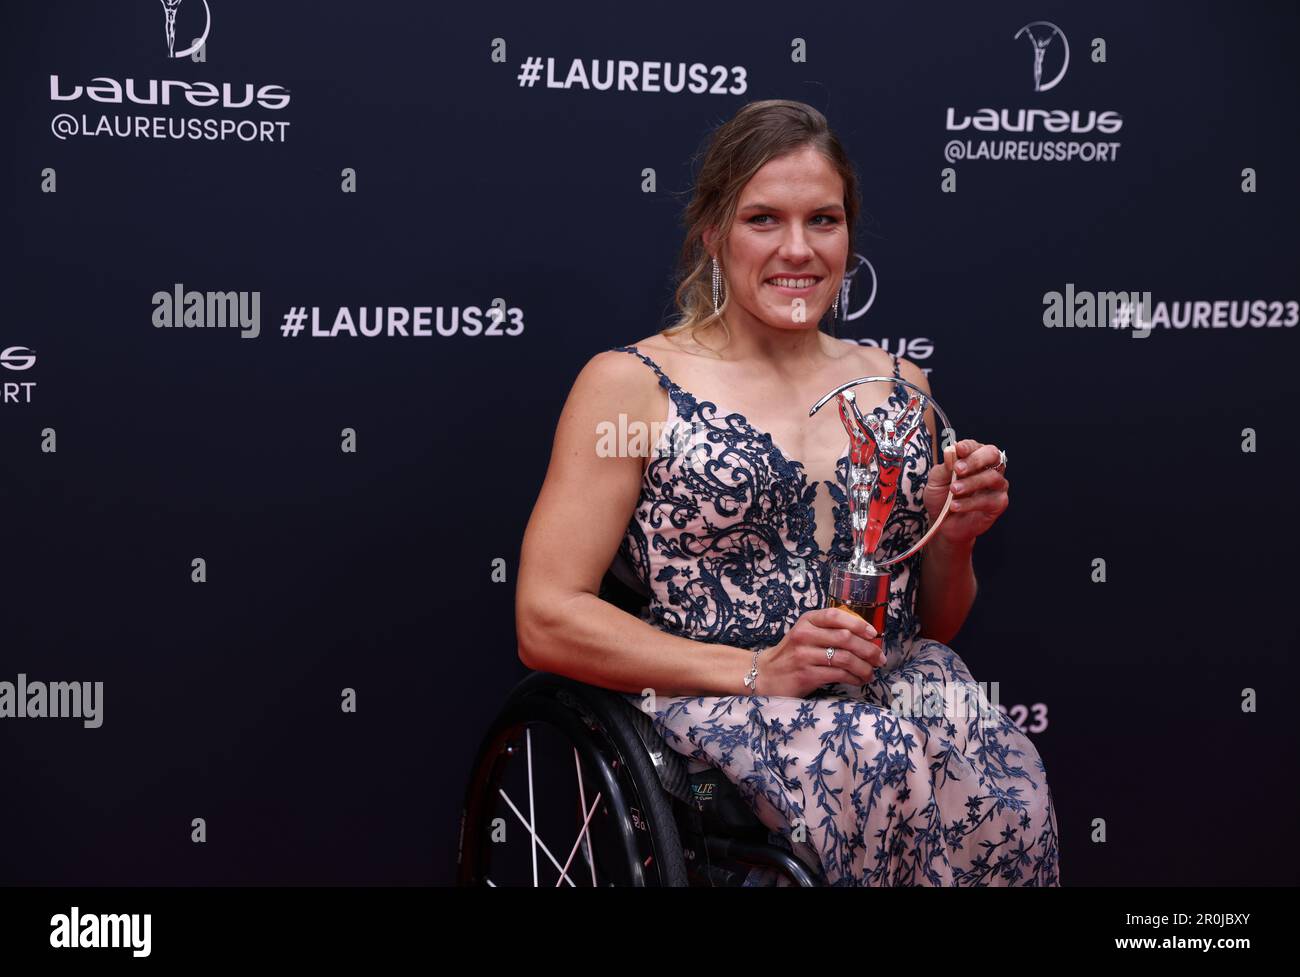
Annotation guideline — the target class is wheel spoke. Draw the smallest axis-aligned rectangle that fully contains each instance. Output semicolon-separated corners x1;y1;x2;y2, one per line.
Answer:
556;789;603;887
526;727;538;887
496;785;580;887
573;747;598;886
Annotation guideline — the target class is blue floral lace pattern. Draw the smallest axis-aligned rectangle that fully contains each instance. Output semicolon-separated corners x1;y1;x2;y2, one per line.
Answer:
612;344;928;653
608;343;1060;887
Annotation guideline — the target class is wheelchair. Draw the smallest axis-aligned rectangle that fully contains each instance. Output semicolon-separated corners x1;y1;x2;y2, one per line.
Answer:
456;570;828;887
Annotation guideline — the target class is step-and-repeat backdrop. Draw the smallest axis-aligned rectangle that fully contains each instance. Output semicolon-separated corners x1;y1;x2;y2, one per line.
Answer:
2;1;1297;885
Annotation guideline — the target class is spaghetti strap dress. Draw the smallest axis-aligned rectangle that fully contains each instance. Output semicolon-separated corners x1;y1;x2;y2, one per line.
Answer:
605;343;1061;887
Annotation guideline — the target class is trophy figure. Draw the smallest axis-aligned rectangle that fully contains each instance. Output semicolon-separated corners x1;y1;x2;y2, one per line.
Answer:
158;0;210;60
808;375;957;647
1013;21;1069;93
160;0;183;59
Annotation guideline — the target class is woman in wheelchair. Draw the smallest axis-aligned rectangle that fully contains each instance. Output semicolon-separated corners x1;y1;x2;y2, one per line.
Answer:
514;100;1060;886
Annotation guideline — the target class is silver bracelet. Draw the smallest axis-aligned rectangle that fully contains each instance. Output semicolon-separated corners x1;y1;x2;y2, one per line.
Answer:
743;648;762;694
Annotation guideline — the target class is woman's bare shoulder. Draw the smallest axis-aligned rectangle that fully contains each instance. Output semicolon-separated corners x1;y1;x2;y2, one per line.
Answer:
577;343;660;395
840;339;899;380
629;330;716;361
892;350;932;397
566;340;668;430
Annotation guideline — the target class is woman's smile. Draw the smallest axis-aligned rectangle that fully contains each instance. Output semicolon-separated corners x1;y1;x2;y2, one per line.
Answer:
763;275;823;296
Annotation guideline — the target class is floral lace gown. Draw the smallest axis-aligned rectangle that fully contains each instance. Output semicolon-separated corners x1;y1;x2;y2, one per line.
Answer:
606;344;1061;886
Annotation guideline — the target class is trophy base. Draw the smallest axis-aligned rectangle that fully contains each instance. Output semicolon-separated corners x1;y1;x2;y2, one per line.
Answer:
826;566;889;647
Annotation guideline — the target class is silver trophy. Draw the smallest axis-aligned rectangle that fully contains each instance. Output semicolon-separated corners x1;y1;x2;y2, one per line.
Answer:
807;375;957;645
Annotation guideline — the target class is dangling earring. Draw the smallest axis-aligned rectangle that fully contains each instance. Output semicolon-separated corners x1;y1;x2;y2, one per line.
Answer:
830;291;840;322
711;256;723;314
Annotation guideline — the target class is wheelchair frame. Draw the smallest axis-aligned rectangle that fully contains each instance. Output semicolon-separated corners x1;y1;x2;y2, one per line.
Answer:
456;571;826;887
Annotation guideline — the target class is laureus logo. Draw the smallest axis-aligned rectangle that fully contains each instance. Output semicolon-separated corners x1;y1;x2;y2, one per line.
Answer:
838;254;878;323
1013;21;1069;92
158;0;211;59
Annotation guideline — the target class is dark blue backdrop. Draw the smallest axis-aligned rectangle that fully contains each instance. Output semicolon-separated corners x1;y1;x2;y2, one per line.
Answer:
2;0;1297;885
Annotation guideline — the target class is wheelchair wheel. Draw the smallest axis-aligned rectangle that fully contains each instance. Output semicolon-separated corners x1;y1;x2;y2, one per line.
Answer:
457;675;689;887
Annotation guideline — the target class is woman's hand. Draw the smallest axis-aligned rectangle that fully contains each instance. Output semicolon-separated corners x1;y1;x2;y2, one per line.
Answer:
753;607;887;698
923;439;1009;548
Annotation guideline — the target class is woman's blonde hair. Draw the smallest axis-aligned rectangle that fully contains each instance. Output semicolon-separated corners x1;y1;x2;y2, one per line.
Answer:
663;99;863;352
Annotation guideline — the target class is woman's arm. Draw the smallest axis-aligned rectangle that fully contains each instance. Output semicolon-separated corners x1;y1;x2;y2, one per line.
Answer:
917;536;977;645
896;357;979;645
515;350;754;698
